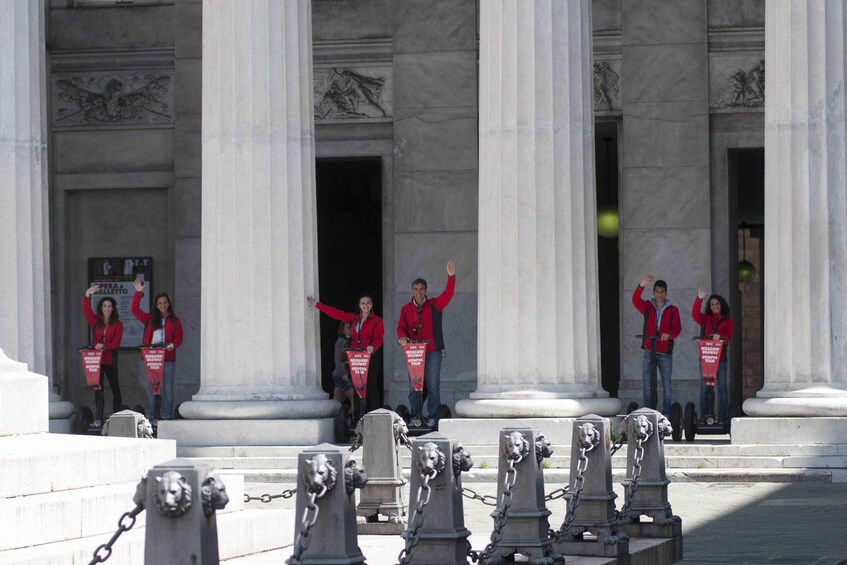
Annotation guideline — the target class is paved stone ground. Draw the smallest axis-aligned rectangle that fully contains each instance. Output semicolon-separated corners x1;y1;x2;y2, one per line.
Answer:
229;481;847;564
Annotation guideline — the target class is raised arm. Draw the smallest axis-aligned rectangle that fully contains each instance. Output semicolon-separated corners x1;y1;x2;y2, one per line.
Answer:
691;291;707;327
432;259;456;311
81;285;100;327
131;286;151;325
631;275;654;314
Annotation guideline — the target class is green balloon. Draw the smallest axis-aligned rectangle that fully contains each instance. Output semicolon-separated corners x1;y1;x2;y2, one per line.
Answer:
597;204;619;238
738;260;756;282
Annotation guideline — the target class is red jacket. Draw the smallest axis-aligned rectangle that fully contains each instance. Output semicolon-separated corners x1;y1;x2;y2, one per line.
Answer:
692;297;734;361
397;276;456;354
82;296;124;365
631;285;681;354
315;303;384;350
131;291;184;362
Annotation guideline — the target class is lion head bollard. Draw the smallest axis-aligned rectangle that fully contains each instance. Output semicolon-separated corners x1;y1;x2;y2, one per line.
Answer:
140;458;229;564
102;409;154;438
617;408;682;544
477;428;561;564
398;432;473;565
550;415;629;558
356;408;408;534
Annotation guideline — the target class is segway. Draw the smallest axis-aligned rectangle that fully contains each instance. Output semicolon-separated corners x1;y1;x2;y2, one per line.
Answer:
683;337;730;442
345;347;373;439
140;344;167;421
78;346;104;433
635;334;682;441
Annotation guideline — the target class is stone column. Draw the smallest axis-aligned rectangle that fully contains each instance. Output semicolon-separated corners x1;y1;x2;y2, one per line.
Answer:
161;0;336;445
744;1;847;417
455;0;620;418
0;0;74;430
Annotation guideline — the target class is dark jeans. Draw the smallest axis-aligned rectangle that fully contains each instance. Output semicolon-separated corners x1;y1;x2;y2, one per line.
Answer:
147;361;176;420
641;351;672;416
94;363;121;420
352;353;383;417
408;351;443;419
700;360;728;416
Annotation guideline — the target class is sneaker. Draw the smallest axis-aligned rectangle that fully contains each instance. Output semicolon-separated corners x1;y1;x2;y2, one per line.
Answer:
93;419;102;428
426;418;436;428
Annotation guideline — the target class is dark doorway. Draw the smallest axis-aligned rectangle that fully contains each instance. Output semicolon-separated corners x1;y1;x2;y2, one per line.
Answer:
595;122;620;396
728;148;764;410
315;158;383;404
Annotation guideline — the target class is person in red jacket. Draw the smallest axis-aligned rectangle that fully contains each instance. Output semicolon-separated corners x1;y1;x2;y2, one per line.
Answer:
632;274;681;416
692;289;734;423
82;285;124;427
307;293;385;413
397;259;456;426
132;279;184;422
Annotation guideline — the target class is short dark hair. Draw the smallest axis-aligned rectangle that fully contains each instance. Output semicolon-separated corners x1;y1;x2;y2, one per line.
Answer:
653;279;668;292
411;278;427;289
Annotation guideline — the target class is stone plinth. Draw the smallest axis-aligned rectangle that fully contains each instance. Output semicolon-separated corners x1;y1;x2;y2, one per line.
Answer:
0;350;47;436
356;409;407;533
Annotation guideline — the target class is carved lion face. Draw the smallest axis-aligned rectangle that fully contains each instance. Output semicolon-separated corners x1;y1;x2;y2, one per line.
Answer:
535;433;554;462
503;431;529;463
132;475;147;508
657;414;673;440
576;423;600;451
416;442;446;477
452;443;473;476
392;412;409;442
344;458;368;494
303;453;337;494
629;415;653;441
137;417;154;439
154;471;192;517
200;471;229;517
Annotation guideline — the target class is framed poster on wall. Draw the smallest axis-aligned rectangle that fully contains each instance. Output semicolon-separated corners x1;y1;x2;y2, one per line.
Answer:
86;257;153;348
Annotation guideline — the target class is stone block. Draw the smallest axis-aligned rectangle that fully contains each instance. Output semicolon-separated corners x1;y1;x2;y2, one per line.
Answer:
622;101;709;168
394;51;477;109
621;166;710;229
731;417;847;445
0;359;47;436
393;0;475;53
623;43;708;103
313;0;392;41
175;0;202;58
103;409;148;438
174;237;201;297
157;418;335;447
175;113;202;178
175;57;202;116
174;178;202;238
393;107;477;172
356;409;407;532
54;129;174;174
622;0;706;45
393;170;478;232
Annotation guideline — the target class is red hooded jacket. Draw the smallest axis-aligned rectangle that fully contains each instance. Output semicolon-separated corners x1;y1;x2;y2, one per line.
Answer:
692;296;734;362
315;303;384;350
131;291;184;362
631;284;682;354
397;276;456;354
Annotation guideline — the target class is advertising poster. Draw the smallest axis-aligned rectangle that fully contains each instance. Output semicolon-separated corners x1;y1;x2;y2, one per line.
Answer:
87;257;153;348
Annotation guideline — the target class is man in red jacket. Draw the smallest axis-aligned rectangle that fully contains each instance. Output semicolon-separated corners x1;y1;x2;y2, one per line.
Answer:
397;259;456;426
632;274;681;416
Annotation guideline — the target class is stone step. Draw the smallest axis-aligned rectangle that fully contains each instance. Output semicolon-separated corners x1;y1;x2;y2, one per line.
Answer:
0;507;293;565
1;434;176;498
1;474;245;551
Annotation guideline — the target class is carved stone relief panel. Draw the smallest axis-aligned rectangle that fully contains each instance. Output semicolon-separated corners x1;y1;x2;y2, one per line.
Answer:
593;59;621;114
52;70;174;128
710;55;764;112
313;66;392;121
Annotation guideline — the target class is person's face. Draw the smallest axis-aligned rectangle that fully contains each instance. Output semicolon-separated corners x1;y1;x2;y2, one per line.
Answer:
709;298;721;314
343;323;352;338
358;297;373;316
101;300;114;319
156;296;170;316
412;283;427;304
652;286;667;303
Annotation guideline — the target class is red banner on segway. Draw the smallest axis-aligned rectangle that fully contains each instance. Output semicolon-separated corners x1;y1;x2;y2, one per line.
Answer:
140;346;166;395
346;350;371;400
698;339;724;385
79;349;103;390
402;342;427;392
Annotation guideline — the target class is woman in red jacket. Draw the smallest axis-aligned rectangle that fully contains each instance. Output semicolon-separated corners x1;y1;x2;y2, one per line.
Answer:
82;285;124;427
692;289;734;423
132;279;184;422
307;293;385;413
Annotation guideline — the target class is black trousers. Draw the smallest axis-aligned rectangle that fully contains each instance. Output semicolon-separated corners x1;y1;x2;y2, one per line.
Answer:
94;363;122;420
353;352;383;417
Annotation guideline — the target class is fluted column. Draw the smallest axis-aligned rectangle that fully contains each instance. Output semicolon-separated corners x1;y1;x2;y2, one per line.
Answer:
745;1;847;416
456;0;620;418
176;0;335;422
0;1;73;427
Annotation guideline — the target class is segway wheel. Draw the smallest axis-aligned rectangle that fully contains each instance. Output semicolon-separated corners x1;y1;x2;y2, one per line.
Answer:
395;404;411;424
434;404;452;430
76;405;94;434
683;402;696;442
669;402;682;442
132;404;146;417
626;401;639;415
334;405;350;442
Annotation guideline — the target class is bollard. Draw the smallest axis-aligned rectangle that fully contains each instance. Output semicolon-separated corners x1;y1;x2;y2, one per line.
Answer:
289;443;368;565
356;409;408;534
398;432;472;565
141;458;230;565
482;428;561;564
617;408;682;539
102;409;153;438
551;415;629;558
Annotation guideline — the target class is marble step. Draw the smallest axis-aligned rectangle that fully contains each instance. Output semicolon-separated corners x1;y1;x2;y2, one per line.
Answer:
1;434;176;498
0;507;292;565
1;475;245;551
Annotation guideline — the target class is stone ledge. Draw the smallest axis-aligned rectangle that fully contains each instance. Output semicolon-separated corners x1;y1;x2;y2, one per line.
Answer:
158;418;335;447
731;417;847;445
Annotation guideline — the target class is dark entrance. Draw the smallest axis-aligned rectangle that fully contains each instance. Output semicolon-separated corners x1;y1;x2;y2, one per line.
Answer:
315;158;383;404
595;122;621;396
727;148;764;410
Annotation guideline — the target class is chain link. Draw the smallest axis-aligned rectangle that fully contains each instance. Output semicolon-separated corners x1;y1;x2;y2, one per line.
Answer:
397;469;436;564
544;486;569;502
551;446;590;540
349;433;362;453
397;429;413;451
244;488;297;504
461;486;499;507
616;437;645;523
609;415;630;456
88;504;144;565
469;456;521;563
287;486;327;565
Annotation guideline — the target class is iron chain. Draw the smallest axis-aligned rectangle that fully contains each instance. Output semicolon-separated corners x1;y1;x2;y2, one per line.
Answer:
545;486;569;502
461;486;499;507
469;456;521;564
397;470;435;564
616;437;644;522
609;415;630;456
287;486;327;565
88;504;144;565
398;429;413;451
244;488;297;504
552;446;590;540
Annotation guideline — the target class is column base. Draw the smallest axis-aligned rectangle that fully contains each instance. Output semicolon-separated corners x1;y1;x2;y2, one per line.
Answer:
731;416;847;445
454;397;621;418
158;418;335;447
178;399;339;419
743;394;847;417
